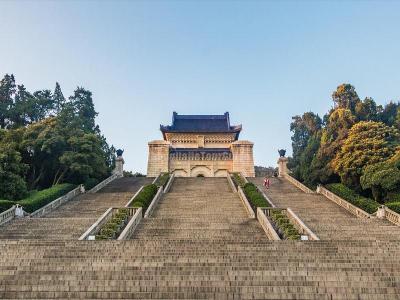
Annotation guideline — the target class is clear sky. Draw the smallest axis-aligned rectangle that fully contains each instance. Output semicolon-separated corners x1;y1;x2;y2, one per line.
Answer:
1;0;400;173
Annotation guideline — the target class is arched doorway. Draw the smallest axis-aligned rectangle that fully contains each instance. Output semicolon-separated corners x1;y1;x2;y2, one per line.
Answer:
191;166;211;177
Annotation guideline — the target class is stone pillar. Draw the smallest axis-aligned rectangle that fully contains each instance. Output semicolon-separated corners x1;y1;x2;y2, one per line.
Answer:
377;206;386;219
231;141;255;177
277;156;289;177
147;140;170;177
114;156;124;177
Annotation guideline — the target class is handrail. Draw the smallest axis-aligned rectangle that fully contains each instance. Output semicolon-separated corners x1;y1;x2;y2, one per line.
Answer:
79;207;138;240
125;186;145;207
0;205;17;226
117;208;143;240
256;207;280;240
238;186;255;218
317;185;371;219
144;187;163;218
88;173;120;194
152;173;161;185
284;174;315;194
382;206;400;226
227;174;237;192
240;172;249;184
79;207;113;240
286;208;319;240
163;174;175;193
30;185;84;218
256;186;276;207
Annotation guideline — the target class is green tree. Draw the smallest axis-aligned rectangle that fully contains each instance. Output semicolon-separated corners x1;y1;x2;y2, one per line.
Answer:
53;82;65;114
69;87;98;132
379;101;399;127
0;143;28;200
332;83;360;114
0;74;16;129
332;121;400;189
311;109;355;183
355;97;380;121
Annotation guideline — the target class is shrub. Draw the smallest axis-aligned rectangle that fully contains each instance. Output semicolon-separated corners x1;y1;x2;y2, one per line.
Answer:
0;200;17;212
155;173;170;188
386;202;400;214
129;184;158;214
242;182;270;211
95;208;129;240
232;173;246;188
325;183;379;214
18;183;76;213
84;178;99;190
270;210;301;240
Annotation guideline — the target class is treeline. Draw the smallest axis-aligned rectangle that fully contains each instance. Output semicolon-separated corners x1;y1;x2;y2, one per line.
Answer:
0;74;115;200
289;84;400;203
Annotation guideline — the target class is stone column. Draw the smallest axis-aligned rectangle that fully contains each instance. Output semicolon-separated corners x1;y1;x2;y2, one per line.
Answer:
147;140;170;177
277;156;289;177
114;156;124;177
231;141;255;177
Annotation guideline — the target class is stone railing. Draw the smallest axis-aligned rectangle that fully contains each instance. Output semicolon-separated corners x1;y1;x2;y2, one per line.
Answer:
163;174;175;193
256;186;276;207
79;207;138;240
30;185;85;218
152;173;161;185
125;186;145;207
284;174;315;194
240;172;249;184
117;208;143;240
260;207;319;241
88;173;120;194
238;186;255;218
285;208;319;240
377;206;400;226
317;185;371;219
257;207;280;240
227;174;237;192
144;187;164;218
0;205;21;226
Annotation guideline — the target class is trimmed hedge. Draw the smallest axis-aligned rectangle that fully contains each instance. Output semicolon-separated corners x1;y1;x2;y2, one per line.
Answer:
0;184;77;213
155;173;170;189
386;202;400;214
129;184;158;214
18;184;77;213
242;182;271;211
0;200;17;212
270;210;301;240
231;173;246;188
325;183;379;214
95;208;129;240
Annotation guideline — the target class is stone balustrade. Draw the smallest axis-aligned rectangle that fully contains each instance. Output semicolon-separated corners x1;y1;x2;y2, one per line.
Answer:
0;206;17;226
163;174;175;193
226;174;237;192
88;173;120;194
237;186;255;218
284;174;315;194
256;207;280;240
317;185;371;219
259;207;319;240
117;208;143;240
79;207;138;240
144;187;164;218
30;185;85;218
379;206;400;226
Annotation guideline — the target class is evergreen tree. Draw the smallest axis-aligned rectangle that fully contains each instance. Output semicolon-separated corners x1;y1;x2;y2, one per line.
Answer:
0;74;16;128
53;82;66;114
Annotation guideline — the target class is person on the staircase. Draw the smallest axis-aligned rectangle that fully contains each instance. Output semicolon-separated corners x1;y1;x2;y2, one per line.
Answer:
263;177;270;189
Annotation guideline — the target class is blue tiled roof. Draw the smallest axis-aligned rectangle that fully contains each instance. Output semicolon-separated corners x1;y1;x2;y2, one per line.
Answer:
160;112;242;139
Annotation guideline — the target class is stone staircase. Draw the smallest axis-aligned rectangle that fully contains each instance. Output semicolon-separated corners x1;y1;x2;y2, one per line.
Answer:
250;177;400;240
132;177;267;242
1;177;400;299
0;177;152;240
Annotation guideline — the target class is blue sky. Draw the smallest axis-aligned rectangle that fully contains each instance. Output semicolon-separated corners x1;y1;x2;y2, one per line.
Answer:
1;1;400;173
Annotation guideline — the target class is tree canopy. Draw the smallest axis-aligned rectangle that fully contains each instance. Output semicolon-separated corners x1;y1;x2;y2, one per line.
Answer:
0;74;115;200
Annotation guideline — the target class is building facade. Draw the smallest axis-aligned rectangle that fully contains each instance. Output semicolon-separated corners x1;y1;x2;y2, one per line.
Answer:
147;112;255;177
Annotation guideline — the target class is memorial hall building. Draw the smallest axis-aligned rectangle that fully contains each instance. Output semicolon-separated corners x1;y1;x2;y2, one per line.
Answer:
147;112;255;177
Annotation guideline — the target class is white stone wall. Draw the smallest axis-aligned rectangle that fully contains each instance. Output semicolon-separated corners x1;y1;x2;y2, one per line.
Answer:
147;140;170;177
231;141;255;177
